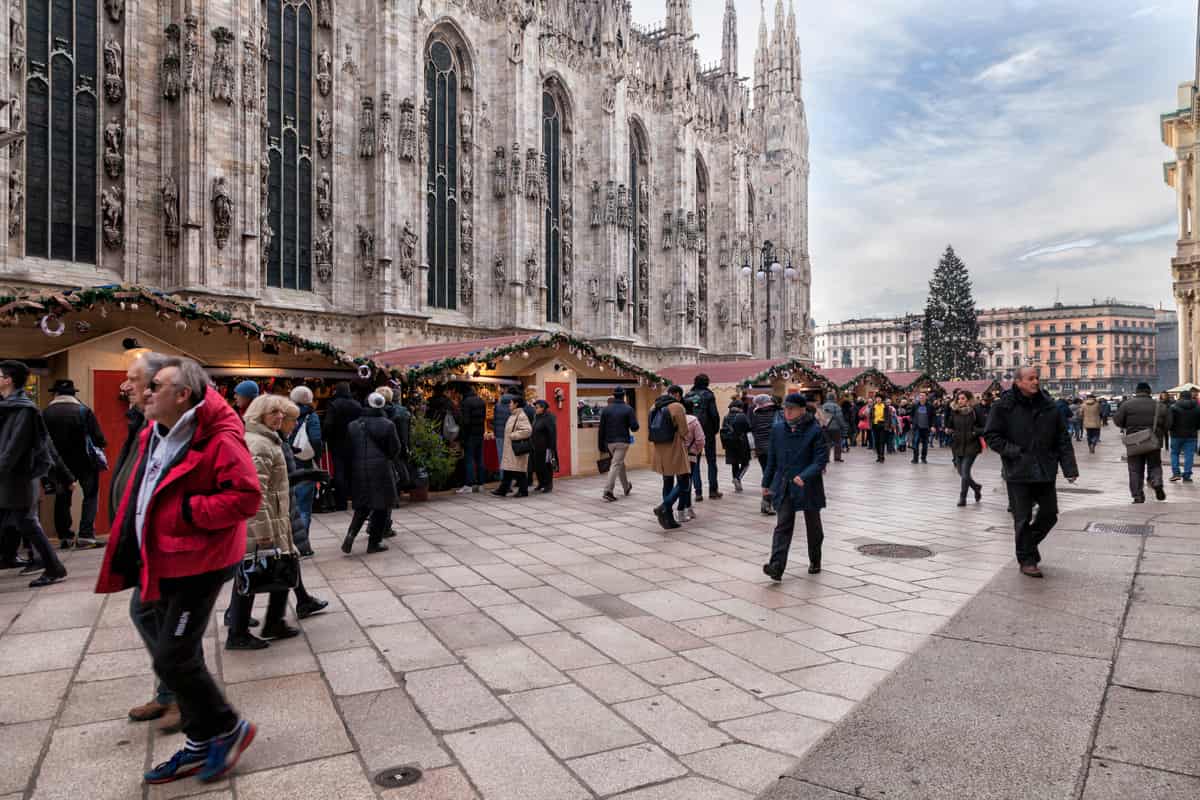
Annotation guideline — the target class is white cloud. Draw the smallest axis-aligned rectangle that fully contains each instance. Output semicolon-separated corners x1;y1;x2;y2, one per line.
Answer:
1018;238;1102;261
976;46;1046;85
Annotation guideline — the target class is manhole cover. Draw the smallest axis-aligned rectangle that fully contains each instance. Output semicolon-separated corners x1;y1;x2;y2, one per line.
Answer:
1060;487;1104;494
1085;522;1153;536
856;543;934;559
374;766;423;789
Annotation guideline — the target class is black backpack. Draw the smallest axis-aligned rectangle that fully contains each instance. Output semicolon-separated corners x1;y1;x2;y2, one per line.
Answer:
719;413;738;448
648;405;677;443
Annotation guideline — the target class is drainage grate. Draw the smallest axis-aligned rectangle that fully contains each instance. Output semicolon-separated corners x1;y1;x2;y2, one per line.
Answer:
856;543;934;559
1085;522;1153;536
374;766;423;789
1059;487;1104;495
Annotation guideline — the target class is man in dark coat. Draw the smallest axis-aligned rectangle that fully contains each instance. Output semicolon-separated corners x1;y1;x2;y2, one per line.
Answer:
1114;382;1171;502
598;388;639;501
985;366;1079;578
721;399;753;491
908;392;933;465
322;382;361;511
0;360;70;585
686;374;723;500
42;378;108;548
761;393;828;580
1168;388;1200;482
341;392;401;554
458;384;488;493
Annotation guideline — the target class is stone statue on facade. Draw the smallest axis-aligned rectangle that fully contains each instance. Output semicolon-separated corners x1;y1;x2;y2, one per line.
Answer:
315;226;333;281
317;108;332;158
510;143;521;197
209;27;235;105
638;300;648;328
460;110;473;152
686;212;698;250
589;181;602;227
260;206;273;263
7;94;19;156
162;24;182;100
525;249;539;296
317;170;332;220
461;207;473;255
317;48;332;97
661;211;672;250
616;273;629;312
601;85;615;114
524;148;540;201
101;186;123;249
400;220;417;280
638;217;648;251
662;291;672;319
493;255;505;289
241;36;257;111
676;209;687;250
316;0;332;29
460;155;473;203
103;118;123;178
359;97;375;158
561;144;572;185
8;167;22;239
103;38;123;104
358;225;375;278
638;177;649;214
105;0;122;25
716;299;729;328
399;98;416;161
10;4;25;75
739;298;750;328
162;175;179;244
616;184;629;229
492;146;507;197
460;262;474;307
686;291;696;323
604;181;617;226
561;283;573;318
211;176;233;249
378;93;393;155
588;278;600;312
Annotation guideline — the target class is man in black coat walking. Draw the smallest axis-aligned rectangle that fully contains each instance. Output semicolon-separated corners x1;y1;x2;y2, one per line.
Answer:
457;384;488;493
42;378;108;548
686;375;723;500
323;382;361;512
985;366;1079;578
597;389;639;501
1114;382;1171;502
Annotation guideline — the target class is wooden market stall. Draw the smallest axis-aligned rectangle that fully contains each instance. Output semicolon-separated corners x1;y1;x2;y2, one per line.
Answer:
820;367;902;400
938;378;1002;399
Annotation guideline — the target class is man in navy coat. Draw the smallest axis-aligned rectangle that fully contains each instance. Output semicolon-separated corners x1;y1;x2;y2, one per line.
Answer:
762;393;828;580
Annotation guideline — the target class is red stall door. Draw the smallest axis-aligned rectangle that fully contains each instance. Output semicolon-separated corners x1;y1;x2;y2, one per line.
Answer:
545;381;572;477
91;370;130;535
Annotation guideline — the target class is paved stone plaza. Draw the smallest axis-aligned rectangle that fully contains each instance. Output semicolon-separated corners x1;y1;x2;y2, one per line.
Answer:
1;435;1195;800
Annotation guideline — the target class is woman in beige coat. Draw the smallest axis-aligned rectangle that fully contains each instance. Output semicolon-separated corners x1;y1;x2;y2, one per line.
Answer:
491;396;533;497
650;386;690;529
226;394;301;650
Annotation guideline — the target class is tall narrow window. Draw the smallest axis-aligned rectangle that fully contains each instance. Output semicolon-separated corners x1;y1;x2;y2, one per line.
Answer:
265;0;313;290
425;39;458;309
629;122;648;333
25;0;98;263
543;90;562;323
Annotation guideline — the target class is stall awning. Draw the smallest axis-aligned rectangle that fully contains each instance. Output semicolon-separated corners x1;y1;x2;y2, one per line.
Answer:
658;359;780;387
939;379;999;397
372;335;532;369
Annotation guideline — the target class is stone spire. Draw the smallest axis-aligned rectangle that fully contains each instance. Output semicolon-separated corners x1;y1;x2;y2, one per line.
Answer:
665;0;693;39
721;0;738;76
770;0;785;97
753;0;769;100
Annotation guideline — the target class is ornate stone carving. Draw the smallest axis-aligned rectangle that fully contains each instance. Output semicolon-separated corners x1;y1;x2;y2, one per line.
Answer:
561;283;573;318
676;208;687;250
8;167;22;239
418;100;428;157
317;109;332;158
662;291;672;320
209;27;234;104
616;184;629;229
358;225;375;278
507;1;534;63
698;206;707;235
510;143;522;196
716;299;729;328
101;186;123;249
562;144;572;185
7;94;19;156
341;42;356;76
686;291;696;323
493;255;505;288
317;170;332;220
211;176;233;249
460;110;473;152
616;273;629;312
525;249;539;296
105;0;122;26
359;97;375;158
180;16;201;94
315;226;333;282
10;4;24;74
162;24;182;100
638;258;649;296
686;212;698;250
378;93;393;155
524;148;540;200
698;304;708;338
492;146;507;198
241;36;257;110
460;262;474;307
259;205;272;263
601;85;615;114
638;216;648;251
739;298;750;328
316;47;332;97
400;220;417;280
604;181;617;225
590;181;602;227
316;0;332;29
461;155;473;204
103;38;123;104
162;175;179;244
103;118;123;179
588;278;600;311
638;300;648;327
718;233;729;268
399;98;416;161
638;177;649;214
661;211;673;250
461;207;473;255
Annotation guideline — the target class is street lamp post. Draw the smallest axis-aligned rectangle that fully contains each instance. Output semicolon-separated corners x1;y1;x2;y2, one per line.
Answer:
742;239;797;360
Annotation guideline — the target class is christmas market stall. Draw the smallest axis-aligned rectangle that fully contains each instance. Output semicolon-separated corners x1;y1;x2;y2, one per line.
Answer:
0;284;377;535
820;367;902;399
887;371;940;395
938;378;1001;400
375;333;668;479
659;358;835;411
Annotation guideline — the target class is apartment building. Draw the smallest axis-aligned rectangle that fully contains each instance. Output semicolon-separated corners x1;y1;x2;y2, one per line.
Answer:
1026;303;1158;396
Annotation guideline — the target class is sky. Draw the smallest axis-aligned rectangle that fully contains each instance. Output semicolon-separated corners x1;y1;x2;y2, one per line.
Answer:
629;0;1196;324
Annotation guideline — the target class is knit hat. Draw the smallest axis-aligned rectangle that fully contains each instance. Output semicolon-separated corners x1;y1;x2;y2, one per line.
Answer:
367;392;386;409
1136;382;1152;395
783;392;807;408
289;385;314;405
235;380;260;399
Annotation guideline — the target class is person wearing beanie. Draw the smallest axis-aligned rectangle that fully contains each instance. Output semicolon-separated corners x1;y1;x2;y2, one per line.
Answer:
286;385;323;556
720;398;752;492
761;393;827;580
233;380;260;418
685;374;722;500
341;392;401;554
1114;382;1171;503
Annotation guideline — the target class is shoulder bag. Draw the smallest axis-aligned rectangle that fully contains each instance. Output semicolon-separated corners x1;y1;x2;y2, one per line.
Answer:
1122;402;1162;457
235;546;300;596
80;406;109;471
292;413;315;461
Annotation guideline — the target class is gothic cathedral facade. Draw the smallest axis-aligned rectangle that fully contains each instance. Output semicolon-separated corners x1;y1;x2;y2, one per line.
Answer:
0;0;811;368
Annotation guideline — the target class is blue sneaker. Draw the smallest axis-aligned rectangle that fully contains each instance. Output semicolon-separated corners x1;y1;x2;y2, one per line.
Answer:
144;746;208;784
198;719;256;782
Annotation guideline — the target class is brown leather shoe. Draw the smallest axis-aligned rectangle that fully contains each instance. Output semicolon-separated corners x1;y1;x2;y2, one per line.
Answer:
128;700;168;722
1020;564;1044;578
157;703;182;733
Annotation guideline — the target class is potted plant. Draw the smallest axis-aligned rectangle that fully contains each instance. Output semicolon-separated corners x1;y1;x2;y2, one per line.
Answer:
407;416;454;500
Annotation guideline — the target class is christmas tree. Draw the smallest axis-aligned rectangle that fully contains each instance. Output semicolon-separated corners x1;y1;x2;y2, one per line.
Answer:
920;245;982;380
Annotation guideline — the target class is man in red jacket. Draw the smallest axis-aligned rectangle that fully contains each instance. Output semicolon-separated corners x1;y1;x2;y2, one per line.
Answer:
96;357;261;785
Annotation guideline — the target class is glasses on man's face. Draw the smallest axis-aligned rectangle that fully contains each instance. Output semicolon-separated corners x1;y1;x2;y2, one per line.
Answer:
149;379;176;393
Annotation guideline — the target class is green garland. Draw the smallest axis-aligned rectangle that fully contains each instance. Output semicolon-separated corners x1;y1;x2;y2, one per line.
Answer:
0;283;380;372
399;331;669;388
738;359;837;393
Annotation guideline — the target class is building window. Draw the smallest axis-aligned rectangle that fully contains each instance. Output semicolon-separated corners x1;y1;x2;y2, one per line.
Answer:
542;88;563;322
1012;354;1021;366
265;0;314;290
630;122;648;331
1097;335;1104;344
24;0;100;262
1097;348;1104;360
426;38;461;309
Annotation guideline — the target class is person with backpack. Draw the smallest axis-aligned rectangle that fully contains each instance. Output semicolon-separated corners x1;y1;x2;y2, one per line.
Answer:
457;384;488;494
720;399;752;491
287;386;323;557
819;393;845;463
677;398;706;522
685;374;723;501
42;378;108;549
649;385;690;530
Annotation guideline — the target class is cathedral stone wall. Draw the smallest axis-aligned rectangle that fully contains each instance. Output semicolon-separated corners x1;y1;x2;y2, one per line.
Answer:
0;0;811;369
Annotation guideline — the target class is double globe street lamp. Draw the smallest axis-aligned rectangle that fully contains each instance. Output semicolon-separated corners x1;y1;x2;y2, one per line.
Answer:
742;239;797;359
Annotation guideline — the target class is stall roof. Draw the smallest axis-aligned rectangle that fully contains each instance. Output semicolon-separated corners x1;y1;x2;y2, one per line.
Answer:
939;379;999;396
372;335;531;369
658;359;780;387
887;371;929;389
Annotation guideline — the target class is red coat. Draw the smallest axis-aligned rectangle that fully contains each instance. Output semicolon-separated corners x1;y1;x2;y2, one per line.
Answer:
95;388;261;601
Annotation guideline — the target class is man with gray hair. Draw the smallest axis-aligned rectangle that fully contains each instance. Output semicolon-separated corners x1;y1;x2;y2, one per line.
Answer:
96;356;261;784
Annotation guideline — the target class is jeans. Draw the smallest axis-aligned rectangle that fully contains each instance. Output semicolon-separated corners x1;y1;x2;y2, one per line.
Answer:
1127;451;1164;499
603;442;632;495
703;440;719;493
1170;436;1197;479
872;425;888;460
681;461;700;510
463;436;485;487
0;498;65;576
1006;481;1059;566
957;453;980;500
149;568;240;742
911;429;930;462
660;473;691;511
129;588;175;706
329;443;351;511
54;470;100;540
770;502;824;571
293;481;315;551
1086;428;1101;448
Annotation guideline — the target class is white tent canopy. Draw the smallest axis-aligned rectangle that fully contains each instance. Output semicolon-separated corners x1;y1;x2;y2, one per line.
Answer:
1166;383;1200;394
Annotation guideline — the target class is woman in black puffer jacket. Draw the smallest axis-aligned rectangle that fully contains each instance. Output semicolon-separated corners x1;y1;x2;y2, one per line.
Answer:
750;395;780;470
342;393;401;555
949;391;984;507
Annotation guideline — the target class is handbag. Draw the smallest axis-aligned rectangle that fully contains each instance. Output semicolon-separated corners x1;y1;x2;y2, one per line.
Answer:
235;547;300;596
511;437;533;456
1122;402;1163;457
292;414;315;461
443;412;460;442
597;454;613;473
79;406;108;471
392;457;413;489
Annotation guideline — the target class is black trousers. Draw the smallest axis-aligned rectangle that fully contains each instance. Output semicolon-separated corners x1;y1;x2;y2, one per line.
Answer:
348;507;391;546
703;440;719;492
498;469;529;495
228;587;288;636
0;503;65;575
873;425;888;460
329;444;351;511
531;451;554;491
54;470;100;540
149;568;239;742
1006;481;1059;566
770;503;823;572
1127;451;1163;500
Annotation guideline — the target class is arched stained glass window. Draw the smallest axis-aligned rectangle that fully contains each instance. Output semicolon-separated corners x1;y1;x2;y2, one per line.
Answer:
543;90;562;323
425;38;459;310
264;0;314;290
24;0;98;263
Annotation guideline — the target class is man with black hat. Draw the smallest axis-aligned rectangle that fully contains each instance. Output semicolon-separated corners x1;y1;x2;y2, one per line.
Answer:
43;377;108;548
761;393;828;580
1114;382;1171;503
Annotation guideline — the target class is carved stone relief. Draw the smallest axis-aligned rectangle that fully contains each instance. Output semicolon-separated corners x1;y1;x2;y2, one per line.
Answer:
104;0;122;24
103;118;122;178
675;209;687;250
492;146;507;197
316;48;332;97
183;15;200;93
461;207;473;255
7;95;20;156
588;278;600;311
561;283;573;318
616;273;628;312
317;109;332;158
525;249;539;296
604;181;616;225
686;211;698;250
589;181;601;227
8;167;22;239
209;27;234;105
358;225;375;278
10;3;24;74
378;93;393;155
101;186;123;249
460;110;473;152
510;143;522;197
317;0;331;29
241;36;257;111
616;184;629;229
162;24;182;100
317;170;332;220
661;211;672;250
103;38;123;104
400;220;417;280
162;175;179;244
524;148;540;200
315;226;333;282
493;255;505;289
399;98;416;161
686;290;696;324
461;262;474;307
716;299;729;328
561;144;572;185
211;176;233;249
461;155;473;203
359;97;375;158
